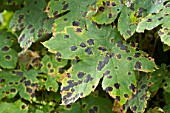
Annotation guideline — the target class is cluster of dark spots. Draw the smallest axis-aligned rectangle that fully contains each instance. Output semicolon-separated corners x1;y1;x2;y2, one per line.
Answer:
31;83;38;88
116;54;121;59
2;46;9;51
77;72;85;78
116;96;120;101
24;80;31;86
5;55;11;60
19;34;25;43
76;28;82;32
98;46;107;52
105;86;113;92
56;52;61;57
62;4;69;10
70;46;77;51
87;39;94;45
61;80;82;91
114;83;120;89
26;87;32;93
63;93;80;104
84;74;94;83
53;11;58;16
129;83;135;92
127;30;131;35
146;18;152;22
85;47;93;55
72;21;80;26
99;6;105;12
134;61;142;69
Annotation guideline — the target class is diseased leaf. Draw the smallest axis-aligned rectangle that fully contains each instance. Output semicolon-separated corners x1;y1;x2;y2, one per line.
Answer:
46;0;96;33
125;75;151;113
10;0;53;49
0;69;39;101
43;19;156;105
2;0;23;5
0;30;17;68
0;100;28;113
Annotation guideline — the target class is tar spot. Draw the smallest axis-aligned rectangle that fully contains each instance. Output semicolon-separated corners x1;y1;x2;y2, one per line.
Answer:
93;106;98;112
147;18;152;22
109;13;112;18
62;4;69;10
66;104;71;108
24;80;31;86
114;83;120;89
50;69;54;73
158;17;163;21
124;94;129;98
116;54;121;59
85;47;93;55
77;72;85;78
82;12;87;17
26;87;32;93
87;39;94;45
21;105;26;109
132;105;137;111
128;72;131;75
59;68;64;74
99;6;105;12
98;46;107;52
2;46;9;51
56;52;61;57
129;83;135;92
105;87;113;92
127;30;131;35
116;96;120;101
19;34;25;43
112;2;116;6
103;70;110;76
84;74;93;83
71;46;77;51
80;42;86;48
135;61;142;69
64;34;69;39
5;55;11;60
76;28;82;32
30;28;35;33
31;93;35;98
127;57;132;60
134;53;141;58
72;21;80;26
10;88;16;93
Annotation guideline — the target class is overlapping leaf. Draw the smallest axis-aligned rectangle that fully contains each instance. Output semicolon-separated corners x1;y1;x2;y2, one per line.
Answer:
0;69;39;101
137;2;170;46
43;19;156;105
0;100;28;113
10;0;53;49
46;0;96;33
0;30;17;68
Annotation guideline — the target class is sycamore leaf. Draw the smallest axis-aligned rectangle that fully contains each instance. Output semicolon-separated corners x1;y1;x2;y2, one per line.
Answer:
0;69;39;101
0;30;17;68
10;0;53;49
0;100;28;113
46;0;96;33
43;19;156;105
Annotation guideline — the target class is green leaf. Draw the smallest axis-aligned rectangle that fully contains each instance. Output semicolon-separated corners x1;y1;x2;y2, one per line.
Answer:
46;0;96;33
10;0;53;49
2;0;23;5
0;30;17;68
91;0;123;24
125;75;151;113
43;19;156;105
0;69;39;101
0;100;28;113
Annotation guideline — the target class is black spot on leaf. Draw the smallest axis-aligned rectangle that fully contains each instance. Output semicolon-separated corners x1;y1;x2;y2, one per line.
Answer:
158;17;163;21
97;61;105;71
10;88;16;93
72;21;80;26
129;83;135;92
5;55;11;60
19;34;25;43
147;18;152;22
116;96;120;101
26;87;32;93
24;80;31;86
103;70;110;76
2;46;9;51
98;47;107;52
85;47;93;55
112;2;116;6
109;13;112;18
71;46;77;51
99;6;105;12
31;93;35;98
127;57;132;60
127;30;131;35
135;61;142;69
141;84;147;89
21;105;26;109
93;106;98;112
134;53;141;58
56;52;61;57
30;28;35;33
76;28;82;32
124;94;129;98
89;108;95;113
77;72;85;78
105;87;113;92
114;83;120;89
132;105;137;111
84;74;93;83
128;72;131;75
62;4;69;10
87;39;94;45
116;54;121;59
